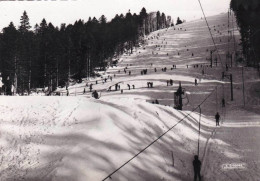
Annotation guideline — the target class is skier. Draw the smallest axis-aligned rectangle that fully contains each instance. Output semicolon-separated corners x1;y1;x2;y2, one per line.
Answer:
193;155;202;181
83;88;86;94
155;99;159;104
92;90;99;99
127;84;130;90
89;84;93;92
215;112;220;126
67;89;69;96
132;85;135;89
222;98;225;107
170;79;173;86
226;64;229;71
195;79;198;86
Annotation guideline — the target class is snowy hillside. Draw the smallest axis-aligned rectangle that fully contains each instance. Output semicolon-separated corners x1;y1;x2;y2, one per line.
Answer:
1;13;260;181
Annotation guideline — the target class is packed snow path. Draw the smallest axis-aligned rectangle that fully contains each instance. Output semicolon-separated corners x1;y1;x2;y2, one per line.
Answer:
1;13;260;181
202;108;260;181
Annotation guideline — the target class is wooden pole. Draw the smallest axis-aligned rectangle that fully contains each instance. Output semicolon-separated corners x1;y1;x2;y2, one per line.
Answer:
242;67;245;106
230;74;233;101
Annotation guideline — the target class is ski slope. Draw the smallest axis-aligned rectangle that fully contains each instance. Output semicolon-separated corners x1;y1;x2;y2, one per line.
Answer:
1;13;260;181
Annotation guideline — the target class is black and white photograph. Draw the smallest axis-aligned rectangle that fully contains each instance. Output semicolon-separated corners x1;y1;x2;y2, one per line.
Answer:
0;0;259;180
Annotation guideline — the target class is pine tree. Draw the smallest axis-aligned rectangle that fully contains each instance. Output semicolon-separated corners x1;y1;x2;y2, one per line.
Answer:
176;17;183;25
139;7;148;36
19;11;31;34
156;11;161;30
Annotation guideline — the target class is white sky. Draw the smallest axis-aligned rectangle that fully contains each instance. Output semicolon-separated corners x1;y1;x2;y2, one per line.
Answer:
0;0;230;31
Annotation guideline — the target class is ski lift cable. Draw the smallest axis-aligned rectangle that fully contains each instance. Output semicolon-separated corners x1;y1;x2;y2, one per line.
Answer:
231;10;237;53
102;86;218;181
197;105;202;157
197;0;224;70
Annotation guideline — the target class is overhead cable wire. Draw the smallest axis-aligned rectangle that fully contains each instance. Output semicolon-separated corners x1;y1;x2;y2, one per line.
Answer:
197;0;224;69
102;87;217;181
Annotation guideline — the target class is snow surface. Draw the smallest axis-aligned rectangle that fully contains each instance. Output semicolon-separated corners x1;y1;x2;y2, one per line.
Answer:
1;13;260;181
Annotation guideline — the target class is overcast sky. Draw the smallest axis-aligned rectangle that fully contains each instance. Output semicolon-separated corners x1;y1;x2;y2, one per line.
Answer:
0;0;230;31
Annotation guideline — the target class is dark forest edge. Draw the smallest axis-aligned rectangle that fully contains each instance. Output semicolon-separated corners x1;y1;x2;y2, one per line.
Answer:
0;8;178;95
230;0;260;69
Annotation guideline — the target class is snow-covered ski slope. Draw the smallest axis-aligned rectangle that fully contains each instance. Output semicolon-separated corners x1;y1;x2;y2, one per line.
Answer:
1;13;260;181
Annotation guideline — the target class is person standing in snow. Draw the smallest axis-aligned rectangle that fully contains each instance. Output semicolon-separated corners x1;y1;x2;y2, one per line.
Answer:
215;112;220;126
222;98;225;107
195;79;198;86
226;64;229;71
193;155;202;181
127;84;130;90
170;79;173;86
89;84;93;92
92;90;99;99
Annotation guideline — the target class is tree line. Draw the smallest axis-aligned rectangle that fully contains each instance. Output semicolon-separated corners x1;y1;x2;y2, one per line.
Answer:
0;8;172;95
230;0;260;68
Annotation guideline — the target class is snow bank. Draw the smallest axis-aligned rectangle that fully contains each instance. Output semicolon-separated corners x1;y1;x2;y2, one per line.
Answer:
0;96;215;181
